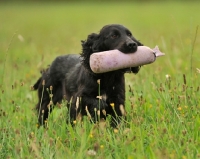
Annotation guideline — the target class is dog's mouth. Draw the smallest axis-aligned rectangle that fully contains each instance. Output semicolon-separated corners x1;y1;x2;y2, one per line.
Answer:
130;66;140;74
119;47;137;54
121;66;140;74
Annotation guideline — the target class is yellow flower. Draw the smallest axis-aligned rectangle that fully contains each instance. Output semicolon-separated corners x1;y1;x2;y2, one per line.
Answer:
89;133;94;138
177;107;182;111
100;145;104;149
182;155;187;159
110;103;115;108
114;128;118;133
73;120;77;124
31;132;34;137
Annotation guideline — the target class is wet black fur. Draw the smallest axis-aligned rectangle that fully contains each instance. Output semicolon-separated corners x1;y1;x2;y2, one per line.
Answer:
33;24;143;127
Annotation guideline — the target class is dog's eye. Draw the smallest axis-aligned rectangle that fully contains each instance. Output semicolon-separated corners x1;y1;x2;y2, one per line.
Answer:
127;33;132;37
111;34;118;39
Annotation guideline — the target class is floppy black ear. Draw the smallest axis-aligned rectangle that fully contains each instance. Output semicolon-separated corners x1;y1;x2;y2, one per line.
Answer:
80;33;100;72
81;33;99;55
91;35;106;52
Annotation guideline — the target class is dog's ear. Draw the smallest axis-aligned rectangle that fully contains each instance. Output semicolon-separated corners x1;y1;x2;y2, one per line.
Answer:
87;33;99;45
83;33;106;52
81;33;99;51
91;34;105;52
81;33;100;72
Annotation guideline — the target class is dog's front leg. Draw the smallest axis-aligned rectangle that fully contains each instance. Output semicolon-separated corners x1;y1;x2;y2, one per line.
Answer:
108;79;126;127
81;96;108;122
68;95;107;125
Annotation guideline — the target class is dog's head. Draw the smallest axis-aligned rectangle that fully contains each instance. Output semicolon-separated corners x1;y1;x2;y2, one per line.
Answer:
81;24;143;74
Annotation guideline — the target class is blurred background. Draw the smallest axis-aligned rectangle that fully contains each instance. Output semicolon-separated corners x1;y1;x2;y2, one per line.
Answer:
0;0;199;87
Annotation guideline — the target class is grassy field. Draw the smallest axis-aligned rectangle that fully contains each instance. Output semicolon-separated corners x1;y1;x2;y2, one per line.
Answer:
0;1;200;159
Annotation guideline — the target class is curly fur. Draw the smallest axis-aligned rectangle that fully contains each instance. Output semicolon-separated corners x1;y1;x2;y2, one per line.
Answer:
33;24;143;127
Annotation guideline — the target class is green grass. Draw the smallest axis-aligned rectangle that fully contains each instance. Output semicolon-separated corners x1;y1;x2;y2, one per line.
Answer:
0;1;200;159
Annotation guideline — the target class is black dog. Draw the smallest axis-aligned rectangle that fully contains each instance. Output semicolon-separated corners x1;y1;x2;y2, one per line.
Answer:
33;24;143;127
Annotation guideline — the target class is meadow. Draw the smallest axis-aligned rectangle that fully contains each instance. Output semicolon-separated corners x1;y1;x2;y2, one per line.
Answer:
0;1;200;159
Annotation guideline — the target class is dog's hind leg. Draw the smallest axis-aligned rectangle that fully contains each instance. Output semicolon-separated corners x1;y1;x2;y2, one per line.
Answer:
34;68;54;126
36;96;51;126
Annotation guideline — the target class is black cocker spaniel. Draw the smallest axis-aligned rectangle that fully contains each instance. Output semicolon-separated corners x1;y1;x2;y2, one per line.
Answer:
33;24;143;127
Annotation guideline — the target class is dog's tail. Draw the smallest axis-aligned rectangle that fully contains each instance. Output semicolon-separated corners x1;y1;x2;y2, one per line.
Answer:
31;77;42;90
31;68;49;91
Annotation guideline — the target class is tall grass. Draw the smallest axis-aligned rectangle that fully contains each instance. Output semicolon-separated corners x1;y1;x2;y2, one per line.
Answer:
0;1;199;159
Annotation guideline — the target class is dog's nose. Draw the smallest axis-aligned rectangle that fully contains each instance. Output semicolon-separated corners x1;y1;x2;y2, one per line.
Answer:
127;42;137;50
